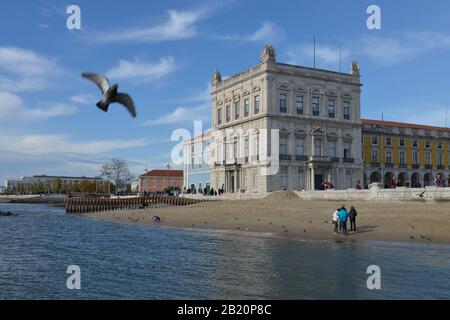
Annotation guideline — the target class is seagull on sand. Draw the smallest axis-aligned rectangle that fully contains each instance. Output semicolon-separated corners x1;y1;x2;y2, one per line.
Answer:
81;72;137;118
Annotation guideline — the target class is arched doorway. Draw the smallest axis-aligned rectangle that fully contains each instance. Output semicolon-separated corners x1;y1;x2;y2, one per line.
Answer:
424;173;433;186
370;171;381;184
398;172;408;187
411;173;420;188
384;172;395;188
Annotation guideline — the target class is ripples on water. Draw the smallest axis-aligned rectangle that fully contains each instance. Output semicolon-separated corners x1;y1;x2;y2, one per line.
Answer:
0;203;449;300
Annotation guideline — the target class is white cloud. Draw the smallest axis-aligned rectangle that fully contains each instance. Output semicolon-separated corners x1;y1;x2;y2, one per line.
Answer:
0;91;77;121
69;93;96;105
98;8;209;43
0;133;150;156
285;44;350;69
0;47;62;93
362;31;450;65
106;56;177;82
216;22;286;43
144;104;210;126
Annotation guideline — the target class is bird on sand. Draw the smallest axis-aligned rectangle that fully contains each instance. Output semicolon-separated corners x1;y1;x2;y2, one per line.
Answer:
81;72;136;118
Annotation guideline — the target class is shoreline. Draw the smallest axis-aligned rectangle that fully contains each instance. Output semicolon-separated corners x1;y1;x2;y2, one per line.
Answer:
80;191;450;245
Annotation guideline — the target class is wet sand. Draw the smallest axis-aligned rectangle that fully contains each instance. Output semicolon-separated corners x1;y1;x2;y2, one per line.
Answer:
81;191;450;244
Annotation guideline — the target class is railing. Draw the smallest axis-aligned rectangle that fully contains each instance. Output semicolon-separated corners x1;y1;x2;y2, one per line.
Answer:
425;164;433;169
371;162;380;168
343;158;355;164
65;195;218;214
437;165;445;170
279;154;291;161
398;163;407;169
385;162;394;168
296;155;309;161
412;164;420;169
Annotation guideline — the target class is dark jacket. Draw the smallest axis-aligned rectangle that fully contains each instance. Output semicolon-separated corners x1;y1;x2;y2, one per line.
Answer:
349;208;358;220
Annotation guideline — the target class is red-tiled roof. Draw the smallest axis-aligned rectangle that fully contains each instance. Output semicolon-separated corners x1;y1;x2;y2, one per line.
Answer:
141;170;183;177
362;119;450;132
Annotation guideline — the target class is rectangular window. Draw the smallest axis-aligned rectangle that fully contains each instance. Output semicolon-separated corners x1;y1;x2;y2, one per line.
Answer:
438;141;443;149
425;151;431;165
244;137;249;160
438;151;443;166
345;171;353;188
413;150;419;165
244;99;249;117
386;137;392;146
253;172;257;189
297;168;305;189
371;149;378;163
425;140;431;148
280;136;288;155
254;95;260;114
399;139;405;147
296;138;305;156
280;166;289;188
372;136;378;145
328;140;337;157
386;150;392;164
234;101;240;120
295;96;304;115
279;94;287;113
399;150;405;164
344;142;352;159
217;108;222;125
413;139;418;148
343;101;350;120
328;99;335;118
312;97;320;116
226;105;230;122
314;139;322;156
243;170;248;189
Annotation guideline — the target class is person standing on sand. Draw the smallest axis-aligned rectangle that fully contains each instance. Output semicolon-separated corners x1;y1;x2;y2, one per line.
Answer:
332;209;340;234
338;206;349;235
349;206;358;231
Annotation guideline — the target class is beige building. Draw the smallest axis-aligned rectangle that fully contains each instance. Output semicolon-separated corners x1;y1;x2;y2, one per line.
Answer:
209;44;363;192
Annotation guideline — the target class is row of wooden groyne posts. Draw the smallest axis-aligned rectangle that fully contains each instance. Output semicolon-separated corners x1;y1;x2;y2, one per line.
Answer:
65;195;218;214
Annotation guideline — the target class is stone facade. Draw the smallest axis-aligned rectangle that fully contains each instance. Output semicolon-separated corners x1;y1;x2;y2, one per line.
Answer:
209;44;363;193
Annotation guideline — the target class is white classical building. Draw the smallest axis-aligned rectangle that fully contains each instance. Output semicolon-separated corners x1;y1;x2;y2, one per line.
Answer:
209;44;363;193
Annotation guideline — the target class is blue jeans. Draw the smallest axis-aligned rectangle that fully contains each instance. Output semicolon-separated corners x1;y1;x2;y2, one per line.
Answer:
340;220;348;234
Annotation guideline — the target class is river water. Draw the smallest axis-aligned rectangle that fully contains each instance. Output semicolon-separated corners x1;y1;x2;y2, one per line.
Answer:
0;203;449;299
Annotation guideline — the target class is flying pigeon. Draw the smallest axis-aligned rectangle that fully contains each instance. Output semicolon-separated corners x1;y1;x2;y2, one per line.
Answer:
81;72;136;118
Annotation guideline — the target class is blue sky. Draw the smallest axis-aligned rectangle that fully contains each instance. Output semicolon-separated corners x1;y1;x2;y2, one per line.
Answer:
1;0;450;183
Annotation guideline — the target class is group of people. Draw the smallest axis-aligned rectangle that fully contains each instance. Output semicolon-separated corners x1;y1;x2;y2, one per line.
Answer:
331;205;358;235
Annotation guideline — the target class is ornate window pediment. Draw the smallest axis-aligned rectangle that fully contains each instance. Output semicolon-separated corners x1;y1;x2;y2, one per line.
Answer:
326;91;337;97
242;89;251;96
327;132;339;141
252;86;261;93
216;100;223;106
279;128;290;136
342;133;353;142
225;97;232;103
277;84;290;91
342;93;353;99
294;87;306;94
311;127;325;136
311;88;323;95
294;129;307;138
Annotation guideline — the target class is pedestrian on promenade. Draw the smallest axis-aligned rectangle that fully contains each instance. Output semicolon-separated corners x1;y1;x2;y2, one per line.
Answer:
338;206;349;235
349;206;358;231
332;209;340;234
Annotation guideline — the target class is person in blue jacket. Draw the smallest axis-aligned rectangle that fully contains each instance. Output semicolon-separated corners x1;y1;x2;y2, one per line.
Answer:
338;206;349;235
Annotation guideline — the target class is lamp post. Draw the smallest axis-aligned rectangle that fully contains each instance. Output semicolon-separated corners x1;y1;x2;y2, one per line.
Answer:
166;163;171;194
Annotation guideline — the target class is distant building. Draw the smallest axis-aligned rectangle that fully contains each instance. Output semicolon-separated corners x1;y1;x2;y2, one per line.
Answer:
362;119;450;188
138;170;183;193
4;175;107;193
183;130;212;193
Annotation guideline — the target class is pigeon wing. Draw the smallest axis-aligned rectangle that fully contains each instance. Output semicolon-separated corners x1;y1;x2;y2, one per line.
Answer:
114;93;136;118
82;73;110;94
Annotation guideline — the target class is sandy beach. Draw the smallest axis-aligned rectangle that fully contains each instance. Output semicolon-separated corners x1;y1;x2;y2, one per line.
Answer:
81;191;450;244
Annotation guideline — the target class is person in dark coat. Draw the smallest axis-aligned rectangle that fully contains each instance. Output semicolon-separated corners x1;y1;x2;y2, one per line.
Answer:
349;206;358;231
